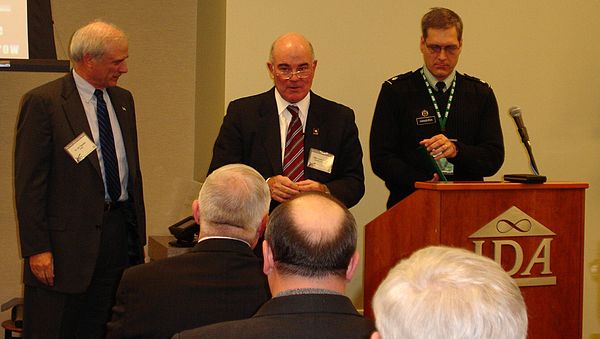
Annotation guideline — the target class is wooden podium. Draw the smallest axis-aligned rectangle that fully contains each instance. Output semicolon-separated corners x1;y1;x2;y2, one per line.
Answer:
364;181;588;339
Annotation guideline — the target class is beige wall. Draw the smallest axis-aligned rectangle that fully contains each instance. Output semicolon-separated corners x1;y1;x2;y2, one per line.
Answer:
1;0;599;337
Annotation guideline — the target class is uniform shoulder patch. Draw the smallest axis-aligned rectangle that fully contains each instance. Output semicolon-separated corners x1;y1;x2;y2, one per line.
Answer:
385;71;413;85
463;73;487;84
463;73;491;88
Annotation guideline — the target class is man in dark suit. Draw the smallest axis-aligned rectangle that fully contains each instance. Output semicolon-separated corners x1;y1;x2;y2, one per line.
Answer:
106;164;271;338
370;8;504;208
208;32;364;210
14;20;145;338
174;192;375;339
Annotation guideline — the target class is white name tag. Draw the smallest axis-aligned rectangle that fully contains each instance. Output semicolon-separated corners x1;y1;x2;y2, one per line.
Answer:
307;148;334;174
64;132;96;164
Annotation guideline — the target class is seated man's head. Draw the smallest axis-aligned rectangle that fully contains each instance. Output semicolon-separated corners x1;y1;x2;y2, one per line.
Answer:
192;164;270;248
262;192;359;293
372;246;528;339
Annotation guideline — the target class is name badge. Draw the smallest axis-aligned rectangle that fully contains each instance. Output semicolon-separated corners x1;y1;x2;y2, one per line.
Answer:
416;116;437;126
307;148;334;174
64;132;96;163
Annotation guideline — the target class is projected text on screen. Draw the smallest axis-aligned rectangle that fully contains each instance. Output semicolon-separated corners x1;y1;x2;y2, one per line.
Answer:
0;1;28;59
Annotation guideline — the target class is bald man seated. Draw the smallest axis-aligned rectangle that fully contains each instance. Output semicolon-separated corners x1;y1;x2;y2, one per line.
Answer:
174;192;375;339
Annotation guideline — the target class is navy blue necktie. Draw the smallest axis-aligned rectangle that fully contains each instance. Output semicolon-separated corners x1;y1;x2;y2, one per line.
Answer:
435;81;446;93
435;81;449;111
94;89;121;202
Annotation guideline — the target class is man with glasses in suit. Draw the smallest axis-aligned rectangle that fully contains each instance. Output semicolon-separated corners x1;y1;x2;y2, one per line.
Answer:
370;7;504;209
208;32;364;212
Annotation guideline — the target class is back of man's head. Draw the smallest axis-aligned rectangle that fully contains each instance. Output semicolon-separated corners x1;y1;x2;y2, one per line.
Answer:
265;191;357;279
198;164;270;244
372;246;528;339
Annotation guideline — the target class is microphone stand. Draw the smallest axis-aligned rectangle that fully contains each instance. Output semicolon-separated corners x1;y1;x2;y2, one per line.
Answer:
504;109;547;183
523;140;540;176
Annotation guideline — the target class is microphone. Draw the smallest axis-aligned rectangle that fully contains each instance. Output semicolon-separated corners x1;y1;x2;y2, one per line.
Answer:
504;106;546;183
509;107;530;144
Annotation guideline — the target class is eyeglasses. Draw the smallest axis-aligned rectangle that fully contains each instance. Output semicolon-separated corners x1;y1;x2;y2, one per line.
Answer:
274;66;313;80
425;43;460;55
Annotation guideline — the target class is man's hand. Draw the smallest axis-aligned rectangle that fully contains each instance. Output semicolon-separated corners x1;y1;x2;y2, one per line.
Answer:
268;177;330;202
420;134;458;160
29;251;54;286
297;179;329;194
267;175;300;202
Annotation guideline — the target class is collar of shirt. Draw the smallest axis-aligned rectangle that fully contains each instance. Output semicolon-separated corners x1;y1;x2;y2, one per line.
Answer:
73;68;101;103
198;236;251;248
422;66;456;93
275;288;342;298
274;89;310;130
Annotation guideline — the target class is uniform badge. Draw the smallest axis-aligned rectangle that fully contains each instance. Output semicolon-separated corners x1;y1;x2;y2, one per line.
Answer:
416;109;436;125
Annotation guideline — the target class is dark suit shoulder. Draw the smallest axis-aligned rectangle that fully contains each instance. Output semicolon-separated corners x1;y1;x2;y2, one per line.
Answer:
461;72;492;89
174;294;375;339
122;238;257;281
25;74;71;98
309;92;354;118
107;85;133;97
381;70;422;96
119;253;177;282
226;89;275;118
384;70;415;85
228;89;272;107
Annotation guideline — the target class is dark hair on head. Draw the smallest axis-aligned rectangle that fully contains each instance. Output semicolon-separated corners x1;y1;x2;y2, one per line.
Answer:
421;7;463;41
265;192;357;278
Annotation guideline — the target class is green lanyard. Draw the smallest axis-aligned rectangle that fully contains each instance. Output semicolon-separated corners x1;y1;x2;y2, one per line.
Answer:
420;68;456;132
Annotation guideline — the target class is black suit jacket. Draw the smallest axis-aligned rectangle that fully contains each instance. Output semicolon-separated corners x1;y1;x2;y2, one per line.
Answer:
208;88;364;208
14;72;146;293
174;294;375;339
106;238;270;339
370;69;504;207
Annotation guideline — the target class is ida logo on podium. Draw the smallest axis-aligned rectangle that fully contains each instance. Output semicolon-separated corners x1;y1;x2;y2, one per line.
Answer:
469;206;557;287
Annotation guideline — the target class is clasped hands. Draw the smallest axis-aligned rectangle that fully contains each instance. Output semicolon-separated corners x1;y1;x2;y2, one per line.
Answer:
267;175;329;203
420;134;458;182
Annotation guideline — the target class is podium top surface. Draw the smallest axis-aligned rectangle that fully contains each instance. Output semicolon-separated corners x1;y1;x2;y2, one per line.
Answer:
415;181;589;191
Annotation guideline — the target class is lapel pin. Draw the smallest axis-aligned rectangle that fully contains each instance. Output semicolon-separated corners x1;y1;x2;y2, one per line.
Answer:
312;128;319;136
122;106;127;111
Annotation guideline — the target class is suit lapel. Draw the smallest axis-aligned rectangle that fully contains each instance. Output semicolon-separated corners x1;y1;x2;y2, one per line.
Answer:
61;73;102;178
259;89;284;175
305;91;324;154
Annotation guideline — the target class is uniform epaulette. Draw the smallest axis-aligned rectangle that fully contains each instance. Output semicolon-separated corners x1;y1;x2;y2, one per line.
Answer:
463;73;490;87
385;71;413;85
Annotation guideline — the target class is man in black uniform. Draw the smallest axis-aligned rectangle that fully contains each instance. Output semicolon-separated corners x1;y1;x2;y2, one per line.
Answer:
370;7;504;208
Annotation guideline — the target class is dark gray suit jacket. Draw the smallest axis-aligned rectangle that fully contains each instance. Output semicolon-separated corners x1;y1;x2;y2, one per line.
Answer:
107;238;270;339
173;294;375;339
370;69;504;207
14;72;146;293
208;88;364;208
